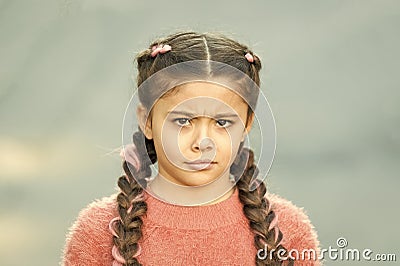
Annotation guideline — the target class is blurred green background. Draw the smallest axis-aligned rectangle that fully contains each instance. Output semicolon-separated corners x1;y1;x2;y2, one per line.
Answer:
0;0;399;265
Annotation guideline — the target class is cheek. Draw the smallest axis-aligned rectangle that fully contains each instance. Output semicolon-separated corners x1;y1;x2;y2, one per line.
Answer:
212;128;243;159
177;133;191;156
226;126;244;141
223;126;245;155
159;122;189;162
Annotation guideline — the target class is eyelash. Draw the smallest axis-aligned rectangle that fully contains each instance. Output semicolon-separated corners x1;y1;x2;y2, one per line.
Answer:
173;118;233;128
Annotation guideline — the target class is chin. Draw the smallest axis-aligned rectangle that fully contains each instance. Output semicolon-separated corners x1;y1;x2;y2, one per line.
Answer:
179;171;224;187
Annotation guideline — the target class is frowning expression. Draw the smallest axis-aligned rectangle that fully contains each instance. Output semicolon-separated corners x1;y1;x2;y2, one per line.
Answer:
138;81;254;186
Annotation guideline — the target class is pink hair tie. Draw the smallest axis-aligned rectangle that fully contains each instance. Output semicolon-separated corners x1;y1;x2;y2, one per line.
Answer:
112;260;124;266
120;143;141;171
127;193;146;213
132;243;142;258
109;216;121;238
245;52;254;63
274;227;281;246
112;245;127;264
112;243;142;260
151;44;172;57
268;213;279;231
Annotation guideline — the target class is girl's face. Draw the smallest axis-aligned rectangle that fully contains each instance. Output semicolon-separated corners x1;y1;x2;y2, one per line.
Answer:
138;82;254;187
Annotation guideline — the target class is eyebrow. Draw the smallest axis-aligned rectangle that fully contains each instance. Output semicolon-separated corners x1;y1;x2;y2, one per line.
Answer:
167;110;239;118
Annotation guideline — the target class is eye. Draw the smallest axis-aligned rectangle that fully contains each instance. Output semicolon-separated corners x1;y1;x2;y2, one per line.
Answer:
173;118;191;126
216;119;232;128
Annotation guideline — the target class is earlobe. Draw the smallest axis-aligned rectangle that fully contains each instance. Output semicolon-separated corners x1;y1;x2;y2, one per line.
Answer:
136;103;153;139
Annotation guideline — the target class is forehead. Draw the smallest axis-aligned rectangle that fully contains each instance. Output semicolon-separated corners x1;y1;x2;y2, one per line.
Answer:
159;82;247;111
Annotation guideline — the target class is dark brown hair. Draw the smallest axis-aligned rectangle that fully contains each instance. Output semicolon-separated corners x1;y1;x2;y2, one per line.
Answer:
113;30;293;265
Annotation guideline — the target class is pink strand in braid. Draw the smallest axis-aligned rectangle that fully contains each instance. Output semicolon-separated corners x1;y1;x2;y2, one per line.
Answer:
110;143;144;265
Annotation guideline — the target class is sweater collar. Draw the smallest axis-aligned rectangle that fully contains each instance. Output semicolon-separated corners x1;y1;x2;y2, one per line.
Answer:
143;186;246;230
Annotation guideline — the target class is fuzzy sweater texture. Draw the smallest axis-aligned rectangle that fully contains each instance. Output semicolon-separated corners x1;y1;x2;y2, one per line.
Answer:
61;187;321;265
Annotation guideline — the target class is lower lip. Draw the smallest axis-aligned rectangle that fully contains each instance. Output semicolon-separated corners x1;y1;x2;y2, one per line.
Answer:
186;163;215;171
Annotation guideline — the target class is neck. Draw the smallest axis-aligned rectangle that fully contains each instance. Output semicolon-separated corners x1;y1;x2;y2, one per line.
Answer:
147;171;236;206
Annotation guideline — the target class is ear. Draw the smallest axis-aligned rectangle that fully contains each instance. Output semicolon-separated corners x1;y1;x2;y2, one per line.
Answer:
241;112;255;142
136;103;153;139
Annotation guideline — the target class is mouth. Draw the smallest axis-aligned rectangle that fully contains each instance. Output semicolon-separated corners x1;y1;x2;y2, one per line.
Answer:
185;160;217;171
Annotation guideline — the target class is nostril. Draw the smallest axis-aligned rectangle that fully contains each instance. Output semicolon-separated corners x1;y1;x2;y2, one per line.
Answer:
192;137;215;152
200;137;214;149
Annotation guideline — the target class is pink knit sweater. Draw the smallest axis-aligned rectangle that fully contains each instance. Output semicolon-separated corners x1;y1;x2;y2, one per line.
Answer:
61;187;321;265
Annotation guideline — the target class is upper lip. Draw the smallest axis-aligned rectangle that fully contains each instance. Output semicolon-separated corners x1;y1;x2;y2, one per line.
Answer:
186;159;216;164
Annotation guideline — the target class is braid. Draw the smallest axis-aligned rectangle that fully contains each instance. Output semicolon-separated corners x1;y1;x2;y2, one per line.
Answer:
232;145;294;265
111;128;157;266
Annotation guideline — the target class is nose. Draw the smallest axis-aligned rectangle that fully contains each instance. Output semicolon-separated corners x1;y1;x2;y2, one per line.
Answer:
192;137;214;152
191;120;215;152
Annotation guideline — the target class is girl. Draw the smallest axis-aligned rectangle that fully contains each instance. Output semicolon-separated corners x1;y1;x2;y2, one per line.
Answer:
62;30;320;265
